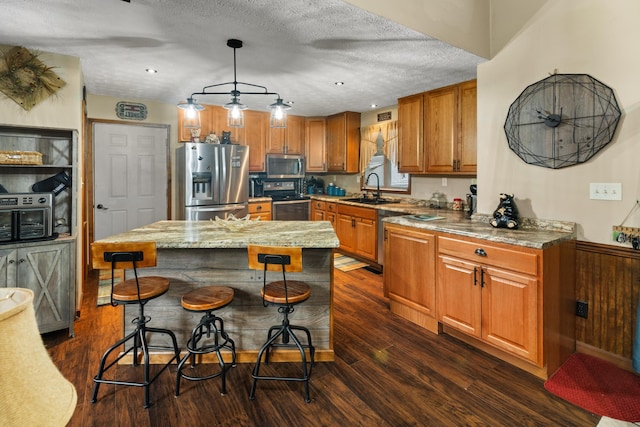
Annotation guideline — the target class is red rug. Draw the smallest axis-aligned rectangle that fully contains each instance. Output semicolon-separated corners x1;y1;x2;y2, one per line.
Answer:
544;353;640;422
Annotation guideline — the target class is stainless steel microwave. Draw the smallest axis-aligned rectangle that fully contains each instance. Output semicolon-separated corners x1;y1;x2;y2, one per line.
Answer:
266;154;305;179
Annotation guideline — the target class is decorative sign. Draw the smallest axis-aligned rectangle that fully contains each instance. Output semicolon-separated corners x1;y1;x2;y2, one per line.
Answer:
115;101;148;120
377;111;392;122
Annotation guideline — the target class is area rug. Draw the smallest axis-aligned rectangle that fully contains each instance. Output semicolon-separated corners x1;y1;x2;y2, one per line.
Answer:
333;253;368;272
544;353;640;422
96;269;124;306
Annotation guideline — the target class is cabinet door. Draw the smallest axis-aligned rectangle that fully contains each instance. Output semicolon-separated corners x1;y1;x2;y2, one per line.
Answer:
326;113;346;172
398;93;424;173
424;86;457;173
326;212;336;230
243;110;268;172
355;218;376;261
285;115;305;154
267;127;286;154
384;225;435;316
326;112;360;173
482;266;539;363
16;243;71;333
336;214;356;253
0;248;18;287
437;254;481;337
305;117;327;172
458;80;477;173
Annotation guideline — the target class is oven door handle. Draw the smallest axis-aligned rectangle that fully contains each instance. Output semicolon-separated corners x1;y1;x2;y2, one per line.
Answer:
272;200;310;205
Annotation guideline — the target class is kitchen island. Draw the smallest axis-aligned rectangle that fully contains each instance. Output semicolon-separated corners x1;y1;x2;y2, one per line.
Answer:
96;220;340;363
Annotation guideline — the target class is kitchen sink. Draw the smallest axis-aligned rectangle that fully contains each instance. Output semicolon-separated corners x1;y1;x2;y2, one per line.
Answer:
342;197;400;205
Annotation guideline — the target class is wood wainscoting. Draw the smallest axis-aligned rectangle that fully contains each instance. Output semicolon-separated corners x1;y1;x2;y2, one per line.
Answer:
576;241;640;371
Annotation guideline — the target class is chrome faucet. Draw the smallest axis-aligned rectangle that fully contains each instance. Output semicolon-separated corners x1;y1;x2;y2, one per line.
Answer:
365;172;381;199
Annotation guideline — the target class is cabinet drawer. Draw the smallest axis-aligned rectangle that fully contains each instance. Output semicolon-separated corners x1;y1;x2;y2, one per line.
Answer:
337;204;377;221
312;200;326;211
248;202;271;214
438;236;538;276
326;202;337;212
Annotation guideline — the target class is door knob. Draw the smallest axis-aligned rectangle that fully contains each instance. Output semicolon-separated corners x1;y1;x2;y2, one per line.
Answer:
96;204;108;210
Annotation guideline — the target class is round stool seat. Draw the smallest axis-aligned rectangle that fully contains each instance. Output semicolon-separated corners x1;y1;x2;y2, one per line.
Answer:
112;276;170;302
261;280;311;305
181;286;234;312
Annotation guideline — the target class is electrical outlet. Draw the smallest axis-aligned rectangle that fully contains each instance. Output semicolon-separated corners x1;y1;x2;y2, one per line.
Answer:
589;183;622;200
576;300;589;318
442;178;448;187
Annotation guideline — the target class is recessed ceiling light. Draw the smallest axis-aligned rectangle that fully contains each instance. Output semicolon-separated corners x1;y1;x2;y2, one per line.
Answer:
286;101;294;105
146;68;158;74
370;104;378;108
334;81;344;86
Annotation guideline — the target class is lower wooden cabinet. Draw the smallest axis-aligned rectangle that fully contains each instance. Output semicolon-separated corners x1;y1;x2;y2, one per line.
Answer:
0;238;76;336
383;223;438;332
248;200;272;220
438;243;538;362
336;204;376;261
310;200;336;228
383;225;576;379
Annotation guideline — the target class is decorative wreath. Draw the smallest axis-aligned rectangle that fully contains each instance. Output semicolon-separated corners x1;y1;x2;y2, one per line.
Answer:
0;46;66;111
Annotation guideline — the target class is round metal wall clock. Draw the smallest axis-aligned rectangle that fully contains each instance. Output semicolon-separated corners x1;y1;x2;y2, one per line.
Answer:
503;73;621;169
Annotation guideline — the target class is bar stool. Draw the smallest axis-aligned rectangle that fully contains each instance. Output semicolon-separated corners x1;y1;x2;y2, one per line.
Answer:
175;286;236;397
247;245;315;403
90;241;180;409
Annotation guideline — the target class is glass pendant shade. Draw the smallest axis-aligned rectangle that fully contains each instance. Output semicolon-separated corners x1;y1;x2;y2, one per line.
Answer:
183;107;201;129
224;97;248;128
269;98;291;128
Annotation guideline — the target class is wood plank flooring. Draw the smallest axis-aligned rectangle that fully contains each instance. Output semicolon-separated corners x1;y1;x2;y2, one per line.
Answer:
43;266;600;426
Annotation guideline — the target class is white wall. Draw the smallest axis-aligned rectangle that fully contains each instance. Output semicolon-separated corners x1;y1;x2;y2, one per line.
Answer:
477;0;640;244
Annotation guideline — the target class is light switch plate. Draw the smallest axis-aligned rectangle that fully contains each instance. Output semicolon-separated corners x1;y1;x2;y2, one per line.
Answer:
589;183;622;200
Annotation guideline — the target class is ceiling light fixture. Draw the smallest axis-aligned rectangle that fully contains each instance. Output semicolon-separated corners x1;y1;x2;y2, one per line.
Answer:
145;68;158;74
334;81;344;86
177;39;291;128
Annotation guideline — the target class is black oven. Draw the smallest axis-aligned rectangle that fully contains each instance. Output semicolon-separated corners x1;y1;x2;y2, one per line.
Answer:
0;193;55;243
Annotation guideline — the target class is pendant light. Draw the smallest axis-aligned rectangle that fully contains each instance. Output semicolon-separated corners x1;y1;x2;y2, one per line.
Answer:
177;39;291;128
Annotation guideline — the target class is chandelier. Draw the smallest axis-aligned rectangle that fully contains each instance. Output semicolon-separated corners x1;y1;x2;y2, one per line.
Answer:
177;39;291;129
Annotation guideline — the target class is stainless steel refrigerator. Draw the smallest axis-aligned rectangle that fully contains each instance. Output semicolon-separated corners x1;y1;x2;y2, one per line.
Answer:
176;143;249;220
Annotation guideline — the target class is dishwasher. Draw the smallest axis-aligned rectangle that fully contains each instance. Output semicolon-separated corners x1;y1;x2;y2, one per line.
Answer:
377;209;406;266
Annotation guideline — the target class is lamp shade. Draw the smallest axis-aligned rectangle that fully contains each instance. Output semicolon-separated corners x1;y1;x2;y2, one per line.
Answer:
0;288;77;426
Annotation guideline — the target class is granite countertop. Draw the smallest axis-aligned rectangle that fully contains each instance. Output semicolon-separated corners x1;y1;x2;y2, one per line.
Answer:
248;197;272;203
310;195;575;249
97;220;340;249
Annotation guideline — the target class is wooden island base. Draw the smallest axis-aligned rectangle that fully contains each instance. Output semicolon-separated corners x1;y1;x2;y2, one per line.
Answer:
95;220;339;365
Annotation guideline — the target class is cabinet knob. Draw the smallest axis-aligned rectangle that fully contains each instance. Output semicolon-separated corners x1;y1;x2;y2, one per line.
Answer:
8;259;15;264
256;205;262;210
474;248;487;257
18;259;25;263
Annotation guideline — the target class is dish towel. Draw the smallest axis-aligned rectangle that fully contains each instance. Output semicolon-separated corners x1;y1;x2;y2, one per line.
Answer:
634;292;640;373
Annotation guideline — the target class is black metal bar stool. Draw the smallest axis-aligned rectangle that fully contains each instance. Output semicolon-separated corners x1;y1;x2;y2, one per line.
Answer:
90;241;180;409
175;286;236;397
247;245;315;403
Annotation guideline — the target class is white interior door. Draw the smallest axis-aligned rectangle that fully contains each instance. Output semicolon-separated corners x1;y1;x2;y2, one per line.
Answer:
93;123;168;241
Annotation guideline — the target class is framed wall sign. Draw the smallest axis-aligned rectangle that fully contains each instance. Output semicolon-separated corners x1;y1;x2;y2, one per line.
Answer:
115;101;148;120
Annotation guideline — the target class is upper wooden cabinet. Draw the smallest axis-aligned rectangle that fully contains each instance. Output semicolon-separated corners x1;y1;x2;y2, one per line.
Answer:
305;117;327;172
243;110;268;172
398;93;424;173
326;111;360;173
398;80;477;175
267;114;305;154
177;104;246;144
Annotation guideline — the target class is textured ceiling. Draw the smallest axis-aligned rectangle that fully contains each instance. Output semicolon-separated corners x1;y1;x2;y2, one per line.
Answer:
0;0;486;117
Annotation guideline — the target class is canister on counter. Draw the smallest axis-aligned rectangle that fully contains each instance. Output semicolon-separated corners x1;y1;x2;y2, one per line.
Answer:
453;198;463;211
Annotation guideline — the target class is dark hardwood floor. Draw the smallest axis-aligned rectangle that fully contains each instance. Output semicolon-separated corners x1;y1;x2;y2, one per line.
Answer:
44;266;599;426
